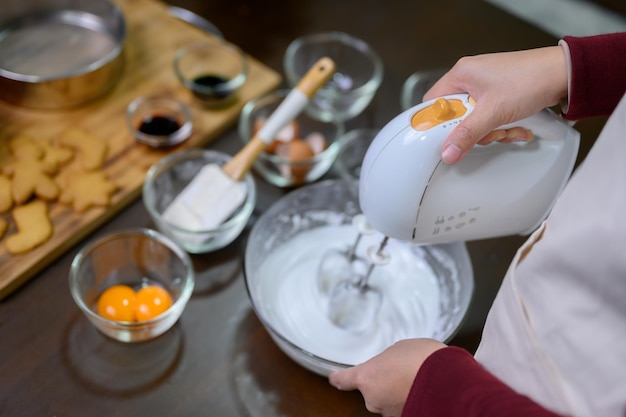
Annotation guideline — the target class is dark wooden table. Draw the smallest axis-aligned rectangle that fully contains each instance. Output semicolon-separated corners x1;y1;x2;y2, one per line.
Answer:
0;1;607;416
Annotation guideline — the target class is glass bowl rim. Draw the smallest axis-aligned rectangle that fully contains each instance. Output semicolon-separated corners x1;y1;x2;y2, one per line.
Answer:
68;227;195;328
173;40;249;95
283;31;384;99
126;95;193;148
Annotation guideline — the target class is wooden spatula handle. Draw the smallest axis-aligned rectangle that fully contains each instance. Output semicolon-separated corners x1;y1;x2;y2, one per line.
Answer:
295;56;336;98
222;136;266;180
223;57;336;181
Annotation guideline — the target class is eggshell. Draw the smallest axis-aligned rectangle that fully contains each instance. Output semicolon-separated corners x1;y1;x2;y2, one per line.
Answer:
255;117;301;154
275;139;315;184
276;120;300;142
265;139;281;154
305;132;327;154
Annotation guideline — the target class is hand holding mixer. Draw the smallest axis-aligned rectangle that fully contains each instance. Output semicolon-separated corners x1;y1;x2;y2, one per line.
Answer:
322;93;580;332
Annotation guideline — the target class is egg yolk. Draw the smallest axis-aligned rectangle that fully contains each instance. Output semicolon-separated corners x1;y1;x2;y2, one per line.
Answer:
136;285;173;321
96;284;173;322
97;285;137;322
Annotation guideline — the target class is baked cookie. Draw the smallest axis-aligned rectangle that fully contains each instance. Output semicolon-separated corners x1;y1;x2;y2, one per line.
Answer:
59;170;118;212
0;218;7;240
5;200;53;254
0;175;12;213
58;128;108;171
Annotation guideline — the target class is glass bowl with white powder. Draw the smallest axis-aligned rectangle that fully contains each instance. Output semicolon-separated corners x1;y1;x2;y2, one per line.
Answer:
243;179;474;376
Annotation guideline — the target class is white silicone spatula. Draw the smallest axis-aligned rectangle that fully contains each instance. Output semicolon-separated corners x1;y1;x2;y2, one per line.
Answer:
163;57;336;231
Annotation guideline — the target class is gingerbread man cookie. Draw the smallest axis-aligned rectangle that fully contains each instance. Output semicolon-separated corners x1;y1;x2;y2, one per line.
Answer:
2;137;60;205
36;137;74;169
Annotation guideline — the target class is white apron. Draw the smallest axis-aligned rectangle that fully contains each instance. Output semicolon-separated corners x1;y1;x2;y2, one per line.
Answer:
475;93;626;417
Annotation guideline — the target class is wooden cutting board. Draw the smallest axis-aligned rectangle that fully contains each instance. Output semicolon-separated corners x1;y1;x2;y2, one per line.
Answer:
0;0;281;300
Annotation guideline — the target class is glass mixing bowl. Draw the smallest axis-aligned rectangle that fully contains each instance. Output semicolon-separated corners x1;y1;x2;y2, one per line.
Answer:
283;32;383;123
143;149;256;253
69;228;195;343
174;39;248;109
243;179;474;376
238;89;345;188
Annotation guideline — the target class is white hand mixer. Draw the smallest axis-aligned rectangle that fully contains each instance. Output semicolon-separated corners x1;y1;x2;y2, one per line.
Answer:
322;93;580;332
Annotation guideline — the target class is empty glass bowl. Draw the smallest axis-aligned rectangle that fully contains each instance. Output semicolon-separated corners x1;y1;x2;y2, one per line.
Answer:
238;89;345;188
283;32;383;123
174;40;248;108
143;149;256;253
69;228;195;343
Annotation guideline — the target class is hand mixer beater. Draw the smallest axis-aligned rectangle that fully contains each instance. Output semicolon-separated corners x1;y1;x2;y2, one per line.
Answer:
317;214;390;333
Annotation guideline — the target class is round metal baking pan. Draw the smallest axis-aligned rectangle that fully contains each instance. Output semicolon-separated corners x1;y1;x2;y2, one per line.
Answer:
0;0;126;110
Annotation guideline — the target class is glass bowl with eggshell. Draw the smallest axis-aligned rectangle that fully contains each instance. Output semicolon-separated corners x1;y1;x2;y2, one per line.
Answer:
238;89;346;188
69;228;195;343
243;179;475;376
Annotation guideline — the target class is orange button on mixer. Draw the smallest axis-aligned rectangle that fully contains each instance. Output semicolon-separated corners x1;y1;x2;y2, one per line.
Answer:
411;98;467;131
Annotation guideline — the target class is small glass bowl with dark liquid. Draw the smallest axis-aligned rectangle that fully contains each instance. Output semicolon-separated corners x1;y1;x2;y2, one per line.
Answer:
126;95;193;148
174;40;248;108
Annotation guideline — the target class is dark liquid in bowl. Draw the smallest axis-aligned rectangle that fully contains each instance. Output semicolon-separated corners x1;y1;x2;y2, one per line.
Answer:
138;115;181;136
193;74;232;100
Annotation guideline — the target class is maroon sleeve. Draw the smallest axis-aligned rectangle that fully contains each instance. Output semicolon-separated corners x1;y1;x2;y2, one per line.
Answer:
401;347;565;417
562;32;626;120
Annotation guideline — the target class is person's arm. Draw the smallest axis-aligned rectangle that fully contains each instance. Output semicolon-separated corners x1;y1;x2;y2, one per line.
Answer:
329;339;565;417
560;32;626;120
403;347;564;417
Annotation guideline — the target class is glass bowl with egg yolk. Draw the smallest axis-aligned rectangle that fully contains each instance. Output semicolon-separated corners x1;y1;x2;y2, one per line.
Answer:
69;228;194;343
